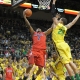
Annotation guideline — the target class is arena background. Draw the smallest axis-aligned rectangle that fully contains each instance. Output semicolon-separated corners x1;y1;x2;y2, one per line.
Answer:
0;0;80;80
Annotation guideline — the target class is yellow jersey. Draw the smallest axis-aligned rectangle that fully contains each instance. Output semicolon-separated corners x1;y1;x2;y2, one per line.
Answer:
52;23;67;43
36;75;42;80
15;76;19;80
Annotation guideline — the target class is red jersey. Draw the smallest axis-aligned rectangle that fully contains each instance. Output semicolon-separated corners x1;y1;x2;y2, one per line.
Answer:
32;32;46;49
5;67;13;80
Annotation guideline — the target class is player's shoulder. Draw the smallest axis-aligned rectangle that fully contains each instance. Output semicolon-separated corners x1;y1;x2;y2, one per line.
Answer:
32;31;36;35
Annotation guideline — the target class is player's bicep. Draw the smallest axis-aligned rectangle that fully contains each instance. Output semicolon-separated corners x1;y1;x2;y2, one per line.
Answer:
66;22;73;29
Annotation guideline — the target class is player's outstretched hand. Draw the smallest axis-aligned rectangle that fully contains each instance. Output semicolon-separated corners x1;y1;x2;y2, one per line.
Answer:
78;11;80;16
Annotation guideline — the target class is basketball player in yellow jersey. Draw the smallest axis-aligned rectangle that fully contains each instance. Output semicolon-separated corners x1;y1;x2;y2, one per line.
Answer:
49;53;66;80
51;0;80;80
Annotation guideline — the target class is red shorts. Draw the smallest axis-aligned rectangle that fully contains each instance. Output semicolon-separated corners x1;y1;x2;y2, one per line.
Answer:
5;78;13;80
28;49;46;67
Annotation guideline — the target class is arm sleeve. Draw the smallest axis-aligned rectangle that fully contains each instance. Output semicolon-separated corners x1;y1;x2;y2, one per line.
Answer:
51;4;56;18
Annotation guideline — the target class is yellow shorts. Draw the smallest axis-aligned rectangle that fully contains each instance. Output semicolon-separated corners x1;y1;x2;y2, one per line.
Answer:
52;74;65;80
55;42;72;64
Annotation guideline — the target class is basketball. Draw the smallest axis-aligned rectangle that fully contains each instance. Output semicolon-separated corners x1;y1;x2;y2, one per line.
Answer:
24;9;32;17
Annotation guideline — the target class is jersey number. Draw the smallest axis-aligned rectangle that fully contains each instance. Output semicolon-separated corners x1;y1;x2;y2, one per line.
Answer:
58;27;65;36
37;35;41;40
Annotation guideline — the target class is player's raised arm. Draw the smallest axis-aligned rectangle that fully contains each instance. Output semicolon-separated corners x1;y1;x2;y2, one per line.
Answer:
44;0;59;36
51;0;60;25
66;12;80;29
23;10;35;35
51;0;56;15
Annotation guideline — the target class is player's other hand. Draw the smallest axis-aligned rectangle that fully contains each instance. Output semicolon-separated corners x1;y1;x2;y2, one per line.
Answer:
23;10;26;18
56;13;61;19
78;11;80;16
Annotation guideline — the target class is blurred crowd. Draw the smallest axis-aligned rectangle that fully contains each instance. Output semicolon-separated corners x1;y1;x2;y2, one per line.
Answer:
0;17;80;80
0;17;80;59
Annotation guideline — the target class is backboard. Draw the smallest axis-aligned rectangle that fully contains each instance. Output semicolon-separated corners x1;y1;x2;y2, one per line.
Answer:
11;0;29;8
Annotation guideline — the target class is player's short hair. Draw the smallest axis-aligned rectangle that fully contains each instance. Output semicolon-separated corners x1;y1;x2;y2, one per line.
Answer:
61;17;67;25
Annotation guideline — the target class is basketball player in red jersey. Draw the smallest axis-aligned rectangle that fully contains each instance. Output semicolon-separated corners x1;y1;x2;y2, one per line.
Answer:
3;63;14;80
23;10;53;79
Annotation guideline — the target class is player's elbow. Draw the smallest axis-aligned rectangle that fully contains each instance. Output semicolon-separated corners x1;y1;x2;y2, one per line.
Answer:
52;18;58;25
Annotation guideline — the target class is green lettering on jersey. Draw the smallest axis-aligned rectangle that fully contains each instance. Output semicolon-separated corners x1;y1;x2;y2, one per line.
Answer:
58;27;65;36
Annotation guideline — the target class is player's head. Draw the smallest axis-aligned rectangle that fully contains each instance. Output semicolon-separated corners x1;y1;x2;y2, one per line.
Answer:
36;28;42;32
59;17;67;25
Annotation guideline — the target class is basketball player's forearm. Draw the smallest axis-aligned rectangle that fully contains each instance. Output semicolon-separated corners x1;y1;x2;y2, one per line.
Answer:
51;0;57;17
44;26;53;35
24;17;34;34
51;4;55;14
71;15;80;25
24;17;31;28
66;12;80;29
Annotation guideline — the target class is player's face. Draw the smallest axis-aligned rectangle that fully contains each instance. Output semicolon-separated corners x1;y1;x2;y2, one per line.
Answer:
36;28;42;32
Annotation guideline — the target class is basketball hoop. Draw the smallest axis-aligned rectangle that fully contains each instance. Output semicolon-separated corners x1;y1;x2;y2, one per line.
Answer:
37;0;51;10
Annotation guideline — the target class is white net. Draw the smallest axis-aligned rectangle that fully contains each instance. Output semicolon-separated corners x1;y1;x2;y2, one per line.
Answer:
38;0;51;10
